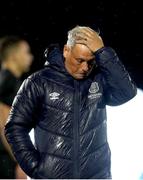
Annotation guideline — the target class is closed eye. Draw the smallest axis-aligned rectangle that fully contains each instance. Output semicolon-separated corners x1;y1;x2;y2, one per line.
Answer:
76;58;84;63
75;58;95;66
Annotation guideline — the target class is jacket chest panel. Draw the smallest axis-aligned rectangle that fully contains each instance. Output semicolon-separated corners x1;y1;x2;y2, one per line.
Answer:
80;79;104;111
43;81;74;112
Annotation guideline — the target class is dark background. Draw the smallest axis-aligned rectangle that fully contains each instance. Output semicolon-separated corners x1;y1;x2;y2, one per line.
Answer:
0;0;142;88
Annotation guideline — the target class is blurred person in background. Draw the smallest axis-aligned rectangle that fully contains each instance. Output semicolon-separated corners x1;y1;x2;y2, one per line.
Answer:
0;36;33;179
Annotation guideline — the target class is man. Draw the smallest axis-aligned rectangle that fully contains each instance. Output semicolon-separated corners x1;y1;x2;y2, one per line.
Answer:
0;36;33;178
5;26;136;179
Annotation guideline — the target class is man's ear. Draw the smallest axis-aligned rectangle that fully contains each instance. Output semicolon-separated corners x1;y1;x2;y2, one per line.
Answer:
63;45;70;59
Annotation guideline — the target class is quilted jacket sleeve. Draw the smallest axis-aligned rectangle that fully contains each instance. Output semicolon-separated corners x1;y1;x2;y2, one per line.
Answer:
4;77;42;178
95;47;137;106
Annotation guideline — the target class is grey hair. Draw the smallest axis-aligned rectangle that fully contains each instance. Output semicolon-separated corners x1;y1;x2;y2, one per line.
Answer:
67;26;89;47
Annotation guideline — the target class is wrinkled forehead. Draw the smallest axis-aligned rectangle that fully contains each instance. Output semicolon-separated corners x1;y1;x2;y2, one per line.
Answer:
71;44;95;60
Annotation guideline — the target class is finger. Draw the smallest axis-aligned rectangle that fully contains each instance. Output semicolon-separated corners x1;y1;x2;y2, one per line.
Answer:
98;35;103;41
75;31;90;39
80;27;96;36
87;27;100;35
81;28;100;38
75;39;87;45
77;30;103;42
73;27;93;39
74;39;93;52
78;29;93;39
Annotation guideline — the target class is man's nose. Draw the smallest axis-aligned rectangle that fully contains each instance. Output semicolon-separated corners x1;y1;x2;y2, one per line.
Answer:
81;62;89;72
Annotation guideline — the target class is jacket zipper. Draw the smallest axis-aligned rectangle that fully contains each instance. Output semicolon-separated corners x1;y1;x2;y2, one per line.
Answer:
73;80;80;178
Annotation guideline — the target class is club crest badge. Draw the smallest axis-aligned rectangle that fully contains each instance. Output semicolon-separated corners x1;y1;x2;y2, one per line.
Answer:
89;82;99;94
88;82;101;99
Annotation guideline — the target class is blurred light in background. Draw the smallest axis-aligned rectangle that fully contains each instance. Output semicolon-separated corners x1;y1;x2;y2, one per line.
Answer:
107;89;143;180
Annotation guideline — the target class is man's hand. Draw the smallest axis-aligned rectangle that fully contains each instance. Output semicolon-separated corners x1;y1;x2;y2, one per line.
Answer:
75;27;104;53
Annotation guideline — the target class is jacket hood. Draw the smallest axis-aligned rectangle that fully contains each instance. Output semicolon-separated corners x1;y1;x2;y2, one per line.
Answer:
44;44;66;73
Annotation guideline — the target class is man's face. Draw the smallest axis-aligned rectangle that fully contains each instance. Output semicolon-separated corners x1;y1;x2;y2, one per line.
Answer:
63;44;95;79
13;41;33;73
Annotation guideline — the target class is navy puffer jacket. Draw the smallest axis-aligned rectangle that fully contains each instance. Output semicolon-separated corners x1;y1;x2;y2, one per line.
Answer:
5;46;136;179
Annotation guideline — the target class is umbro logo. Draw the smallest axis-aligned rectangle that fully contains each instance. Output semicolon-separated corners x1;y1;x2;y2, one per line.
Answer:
49;92;60;100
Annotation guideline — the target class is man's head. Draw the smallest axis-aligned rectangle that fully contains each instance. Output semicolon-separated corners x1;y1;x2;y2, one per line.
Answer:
63;26;96;79
0;36;33;74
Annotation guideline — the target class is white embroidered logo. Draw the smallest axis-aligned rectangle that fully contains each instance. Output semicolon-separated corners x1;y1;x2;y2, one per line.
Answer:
49;92;60;100
89;82;99;94
88;82;102;99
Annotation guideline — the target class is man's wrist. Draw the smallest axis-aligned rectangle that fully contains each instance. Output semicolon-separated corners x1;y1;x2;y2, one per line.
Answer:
93;47;117;65
92;46;105;55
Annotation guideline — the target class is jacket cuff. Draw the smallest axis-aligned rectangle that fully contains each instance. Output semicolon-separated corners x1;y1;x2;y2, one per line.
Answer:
94;47;117;65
